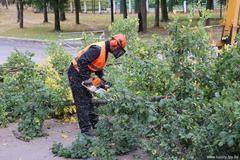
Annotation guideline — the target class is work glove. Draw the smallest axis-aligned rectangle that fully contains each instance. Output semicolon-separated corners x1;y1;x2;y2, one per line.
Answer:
103;81;112;89
100;77;112;89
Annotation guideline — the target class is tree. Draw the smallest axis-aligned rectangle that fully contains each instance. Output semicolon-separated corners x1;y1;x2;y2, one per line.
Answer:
16;0;20;23
138;0;147;32
92;0;96;13
123;0;127;18
2;0;9;9
220;0;223;18
110;0;114;23
206;0;214;10
19;0;24;28
43;0;48;23
74;0;80;24
27;0;49;23
161;0;169;22
219;0;226;18
15;0;28;27
155;0;159;27
50;0;61;31
49;0;68;30
60;11;66;21
60;0;67;21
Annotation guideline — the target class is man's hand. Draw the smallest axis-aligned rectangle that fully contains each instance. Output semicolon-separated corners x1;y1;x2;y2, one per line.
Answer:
99;78;112;89
103;81;112;89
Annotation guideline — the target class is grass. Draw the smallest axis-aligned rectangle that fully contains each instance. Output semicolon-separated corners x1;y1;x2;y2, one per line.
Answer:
0;6;223;41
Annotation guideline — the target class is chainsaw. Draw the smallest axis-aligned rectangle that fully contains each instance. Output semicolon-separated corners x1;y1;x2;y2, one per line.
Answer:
81;77;111;95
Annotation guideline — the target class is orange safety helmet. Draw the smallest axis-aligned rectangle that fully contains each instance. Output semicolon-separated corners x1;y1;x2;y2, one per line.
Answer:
110;34;127;58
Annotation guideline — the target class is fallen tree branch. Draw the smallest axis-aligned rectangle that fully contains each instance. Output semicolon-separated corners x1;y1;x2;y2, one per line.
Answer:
149;96;167;102
64;96;170;107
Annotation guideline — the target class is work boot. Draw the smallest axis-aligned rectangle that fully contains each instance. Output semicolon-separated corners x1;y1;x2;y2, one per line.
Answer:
82;129;96;137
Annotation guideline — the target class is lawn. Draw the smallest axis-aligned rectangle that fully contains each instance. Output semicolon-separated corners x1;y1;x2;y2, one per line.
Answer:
0;5;223;41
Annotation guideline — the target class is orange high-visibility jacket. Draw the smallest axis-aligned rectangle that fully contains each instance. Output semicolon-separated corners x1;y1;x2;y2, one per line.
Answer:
72;42;107;72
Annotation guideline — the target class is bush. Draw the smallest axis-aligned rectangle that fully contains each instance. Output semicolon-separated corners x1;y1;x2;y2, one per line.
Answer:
52;134;95;159
106;16;240;159
0;16;236;159
17;79;51;140
46;42;72;74
0;98;8;127
0;48;73;140
43;43;75;118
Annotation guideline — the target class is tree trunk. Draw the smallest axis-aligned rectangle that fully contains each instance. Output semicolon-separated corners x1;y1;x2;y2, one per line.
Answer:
205;0;214;25
5;0;9;9
75;0;80;24
91;0;93;13
123;0;127;18
92;0;95;13
161;0;169;22
138;0;147;33
110;0;114;23
60;11;66;21
168;0;173;12
206;0;214;10
43;0;48;23
220;0;223;18
94;0;96;13
19;0;23;28
155;0;159;27
16;0;20;23
54;0;61;31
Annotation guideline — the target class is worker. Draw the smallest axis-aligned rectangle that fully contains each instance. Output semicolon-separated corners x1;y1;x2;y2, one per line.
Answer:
67;34;127;136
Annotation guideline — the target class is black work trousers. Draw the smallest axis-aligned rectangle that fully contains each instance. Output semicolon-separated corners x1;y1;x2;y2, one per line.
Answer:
67;65;99;132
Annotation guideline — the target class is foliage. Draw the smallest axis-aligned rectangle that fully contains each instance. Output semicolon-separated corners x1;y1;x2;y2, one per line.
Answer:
104;16;240;159
214;41;240;90
42;43;74;117
0;52;36;122
0;97;8;127
0;76;24;123
77;32;106;51
52;134;95;159
17;79;50;140
0;47;74;140
154;16;217;100
110;17;138;42
0;51;50;140
146;17;240;159
109;17;140;54
46;42;72;74
207;37;240;156
1;15;239;159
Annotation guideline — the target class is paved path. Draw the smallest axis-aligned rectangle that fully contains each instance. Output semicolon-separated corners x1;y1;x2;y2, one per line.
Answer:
0;38;77;64
0;120;149;160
